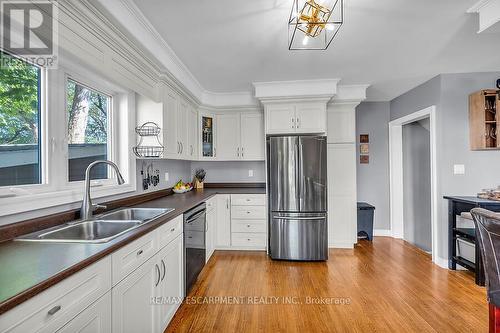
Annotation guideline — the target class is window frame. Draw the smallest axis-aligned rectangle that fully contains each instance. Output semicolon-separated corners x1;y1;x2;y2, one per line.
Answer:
0;57;136;218
64;75;115;187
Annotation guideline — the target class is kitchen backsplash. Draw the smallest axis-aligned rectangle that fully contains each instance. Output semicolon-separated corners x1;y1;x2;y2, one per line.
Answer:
190;161;265;183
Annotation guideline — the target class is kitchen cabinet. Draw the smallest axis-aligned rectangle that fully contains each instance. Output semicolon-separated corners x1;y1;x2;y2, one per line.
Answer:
206;197;216;262
111;255;158;333
469;89;500;150
155;234;183;333
163;88;179;158
187;106;198;158
215;194;231;248
216;112;265;161
177;100;189;159
56;293;111;333
265;102;326;135
216;114;240;160
230;194;266;250
199;111;216;160
0;258;111;333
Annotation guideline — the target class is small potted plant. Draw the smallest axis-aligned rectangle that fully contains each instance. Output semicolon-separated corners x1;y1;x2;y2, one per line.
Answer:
194;168;206;189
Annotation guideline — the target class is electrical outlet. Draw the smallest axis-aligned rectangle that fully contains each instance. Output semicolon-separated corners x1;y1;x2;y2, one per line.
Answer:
164;172;169;182
248;169;254;177
453;164;465;175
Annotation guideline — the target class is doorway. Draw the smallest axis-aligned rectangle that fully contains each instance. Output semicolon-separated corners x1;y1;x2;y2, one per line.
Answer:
389;106;439;265
402;118;431;252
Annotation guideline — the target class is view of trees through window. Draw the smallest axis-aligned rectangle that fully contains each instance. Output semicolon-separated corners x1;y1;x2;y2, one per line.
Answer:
66;80;110;181
0;52;41;186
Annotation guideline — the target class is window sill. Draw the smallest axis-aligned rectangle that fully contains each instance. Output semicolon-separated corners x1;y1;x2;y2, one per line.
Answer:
0;183;136;219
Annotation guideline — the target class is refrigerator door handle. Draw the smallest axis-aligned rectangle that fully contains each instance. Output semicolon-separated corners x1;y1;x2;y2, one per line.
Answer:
272;216;325;220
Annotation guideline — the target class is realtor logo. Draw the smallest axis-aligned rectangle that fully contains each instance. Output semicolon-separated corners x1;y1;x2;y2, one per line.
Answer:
1;0;58;67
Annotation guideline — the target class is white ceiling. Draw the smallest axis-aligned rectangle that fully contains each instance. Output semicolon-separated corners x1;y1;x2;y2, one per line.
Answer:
131;0;500;101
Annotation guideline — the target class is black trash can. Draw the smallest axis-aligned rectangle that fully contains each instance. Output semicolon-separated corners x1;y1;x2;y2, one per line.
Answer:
357;202;375;241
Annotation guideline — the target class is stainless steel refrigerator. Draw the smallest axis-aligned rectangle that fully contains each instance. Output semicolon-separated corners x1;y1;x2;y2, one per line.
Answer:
267;136;328;261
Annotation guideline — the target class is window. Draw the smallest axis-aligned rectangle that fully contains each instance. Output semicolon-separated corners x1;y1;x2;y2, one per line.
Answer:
0;52;42;187
66;79;111;182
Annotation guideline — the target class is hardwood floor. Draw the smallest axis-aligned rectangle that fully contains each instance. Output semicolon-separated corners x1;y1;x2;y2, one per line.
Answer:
166;237;487;332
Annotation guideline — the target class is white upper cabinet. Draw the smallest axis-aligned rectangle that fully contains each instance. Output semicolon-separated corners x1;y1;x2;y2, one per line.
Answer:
216;114;241;160
240;113;265;160
163;89;179;158
265;102;326;135
177;100;189;159
187;106;198;159
265;104;296;134
199;112;217;160
215;111;264;161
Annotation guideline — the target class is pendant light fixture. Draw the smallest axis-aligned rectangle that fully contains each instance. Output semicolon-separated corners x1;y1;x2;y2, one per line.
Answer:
288;0;344;50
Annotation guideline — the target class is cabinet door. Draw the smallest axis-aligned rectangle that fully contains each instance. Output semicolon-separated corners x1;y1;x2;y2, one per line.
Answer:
240;112;264;160
295;103;326;134
187;106;198;159
206;208;216;262
216;114;240;160
56;293;111;333
156;235;183;333
265;104;295;134
200;112;216;160
112;256;159;333
215;194;231;248
177;100;188;159
163;89;179;158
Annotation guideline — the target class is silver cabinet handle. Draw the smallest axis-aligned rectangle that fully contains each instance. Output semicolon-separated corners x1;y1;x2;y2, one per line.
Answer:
180;142;183;154
48;305;61;315
291;117;295;129
161;259;166;282
155;264;160;286
137;249;143;256
214;147;216;157
177;142;180;153
296;117;300;128
170;228;175;232
226;198;229;209
191;145;193;155
241;147;244;158
247;224;251;228
237;147;240;157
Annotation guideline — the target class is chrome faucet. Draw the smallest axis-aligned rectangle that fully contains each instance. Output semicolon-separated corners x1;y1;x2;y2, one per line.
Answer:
80;160;125;220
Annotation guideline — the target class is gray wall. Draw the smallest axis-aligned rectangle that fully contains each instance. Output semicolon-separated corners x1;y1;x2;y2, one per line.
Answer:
388;72;500;261
190;161;266;183
355;102;391;230
403;121;431;252
136;159;191;193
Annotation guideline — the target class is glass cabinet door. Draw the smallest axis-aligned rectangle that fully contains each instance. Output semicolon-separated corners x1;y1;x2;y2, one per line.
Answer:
201;115;215;158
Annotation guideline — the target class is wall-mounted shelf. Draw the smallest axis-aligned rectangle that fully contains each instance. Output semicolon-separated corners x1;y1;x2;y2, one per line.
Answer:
469;89;500;150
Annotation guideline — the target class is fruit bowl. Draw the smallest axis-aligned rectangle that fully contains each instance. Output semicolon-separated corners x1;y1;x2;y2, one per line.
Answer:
173;187;192;194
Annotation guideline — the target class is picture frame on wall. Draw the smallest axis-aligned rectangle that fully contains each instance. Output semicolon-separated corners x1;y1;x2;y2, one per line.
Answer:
360;143;369;154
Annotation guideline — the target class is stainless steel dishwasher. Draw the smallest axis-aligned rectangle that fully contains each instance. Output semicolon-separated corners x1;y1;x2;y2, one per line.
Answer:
184;203;206;294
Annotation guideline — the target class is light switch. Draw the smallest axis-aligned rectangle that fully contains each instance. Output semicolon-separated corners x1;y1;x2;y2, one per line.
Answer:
453;164;465;175
164;172;169;181
248;170;254;177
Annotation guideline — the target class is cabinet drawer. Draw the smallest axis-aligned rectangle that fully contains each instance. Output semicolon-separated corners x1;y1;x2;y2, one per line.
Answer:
56;292;111;333
0;257;111;333
231;206;266;219
231;232;266;248
112;232;157;285
231;194;265;206
206;197;216;213
157;215;183;250
231;220;266;233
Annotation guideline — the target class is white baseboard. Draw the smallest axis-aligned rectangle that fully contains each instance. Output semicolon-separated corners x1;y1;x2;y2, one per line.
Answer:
329;242;355;249
433;256;449;269
373;229;392;237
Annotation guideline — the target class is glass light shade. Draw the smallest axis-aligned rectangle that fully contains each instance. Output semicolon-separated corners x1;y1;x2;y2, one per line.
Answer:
288;0;343;50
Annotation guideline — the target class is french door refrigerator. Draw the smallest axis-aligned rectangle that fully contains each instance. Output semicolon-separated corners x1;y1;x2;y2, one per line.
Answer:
267;135;328;261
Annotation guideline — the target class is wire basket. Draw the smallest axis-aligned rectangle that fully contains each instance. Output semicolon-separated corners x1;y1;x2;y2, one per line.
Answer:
135;122;161;136
133;145;164;158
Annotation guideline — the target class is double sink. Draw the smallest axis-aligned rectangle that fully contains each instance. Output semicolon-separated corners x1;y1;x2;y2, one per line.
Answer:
16;208;174;243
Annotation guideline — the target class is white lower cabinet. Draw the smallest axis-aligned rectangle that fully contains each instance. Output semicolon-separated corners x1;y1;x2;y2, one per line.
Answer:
112;234;184;333
215;194;231;248
111;255;157;333
230;194;266;250
155;235;183;332
205;197;216;262
56;292;111;333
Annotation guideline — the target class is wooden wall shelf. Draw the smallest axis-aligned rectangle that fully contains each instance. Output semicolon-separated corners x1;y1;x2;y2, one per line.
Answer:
470;89;500;150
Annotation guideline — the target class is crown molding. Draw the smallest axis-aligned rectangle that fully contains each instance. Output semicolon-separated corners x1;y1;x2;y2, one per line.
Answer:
253;79;340;101
330;84;370;105
467;0;500;33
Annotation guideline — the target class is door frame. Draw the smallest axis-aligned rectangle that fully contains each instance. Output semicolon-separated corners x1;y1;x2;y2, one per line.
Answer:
389;106;438;264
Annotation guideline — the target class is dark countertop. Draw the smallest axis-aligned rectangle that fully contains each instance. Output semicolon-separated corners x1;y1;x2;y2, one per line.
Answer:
0;187;265;315
443;196;500;205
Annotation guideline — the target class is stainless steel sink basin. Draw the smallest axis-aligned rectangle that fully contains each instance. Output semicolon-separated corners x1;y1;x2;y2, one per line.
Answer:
99;208;173;222
36;220;142;243
16;207;175;243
